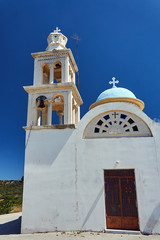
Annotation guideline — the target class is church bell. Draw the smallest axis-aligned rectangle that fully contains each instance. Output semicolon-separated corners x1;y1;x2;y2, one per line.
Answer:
38;99;45;108
37;96;46;109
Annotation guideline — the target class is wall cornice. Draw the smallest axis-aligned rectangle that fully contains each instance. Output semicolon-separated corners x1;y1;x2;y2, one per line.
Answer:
31;49;78;72
23;124;76;131
23;82;83;106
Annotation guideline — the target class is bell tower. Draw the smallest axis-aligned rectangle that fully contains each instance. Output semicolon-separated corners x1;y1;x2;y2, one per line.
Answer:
24;27;83;129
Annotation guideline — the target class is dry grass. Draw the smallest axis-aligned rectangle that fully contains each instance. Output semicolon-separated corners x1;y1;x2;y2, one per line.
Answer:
11;205;22;213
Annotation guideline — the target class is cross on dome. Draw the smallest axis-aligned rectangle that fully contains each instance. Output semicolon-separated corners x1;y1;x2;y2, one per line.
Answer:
54;27;61;33
109;77;119;88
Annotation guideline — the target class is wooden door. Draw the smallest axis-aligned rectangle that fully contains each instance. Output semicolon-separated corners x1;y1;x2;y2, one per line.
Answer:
104;169;139;230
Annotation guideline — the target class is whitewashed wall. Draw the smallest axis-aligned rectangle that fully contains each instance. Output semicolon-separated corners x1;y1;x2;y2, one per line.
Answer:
21;102;160;234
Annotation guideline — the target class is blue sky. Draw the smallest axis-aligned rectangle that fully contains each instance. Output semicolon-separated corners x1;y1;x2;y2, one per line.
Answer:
1;0;160;179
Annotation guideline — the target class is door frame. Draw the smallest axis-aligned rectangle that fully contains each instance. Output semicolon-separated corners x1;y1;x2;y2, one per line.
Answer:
104;169;140;230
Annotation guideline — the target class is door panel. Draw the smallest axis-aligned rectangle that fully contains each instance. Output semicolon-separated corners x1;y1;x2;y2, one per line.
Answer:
122;217;139;230
105;178;121;216
121;178;138;217
107;216;121;229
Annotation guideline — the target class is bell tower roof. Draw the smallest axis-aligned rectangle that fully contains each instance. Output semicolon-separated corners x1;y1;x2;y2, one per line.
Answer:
46;27;68;51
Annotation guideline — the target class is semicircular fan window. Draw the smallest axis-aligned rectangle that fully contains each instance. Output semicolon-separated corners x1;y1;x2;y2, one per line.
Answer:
83;111;152;138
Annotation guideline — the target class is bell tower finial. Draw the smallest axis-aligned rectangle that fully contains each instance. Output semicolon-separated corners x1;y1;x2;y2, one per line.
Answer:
46;27;67;51
54;27;61;33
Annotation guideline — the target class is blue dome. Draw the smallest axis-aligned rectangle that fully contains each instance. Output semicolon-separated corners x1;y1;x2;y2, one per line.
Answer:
96;87;136;102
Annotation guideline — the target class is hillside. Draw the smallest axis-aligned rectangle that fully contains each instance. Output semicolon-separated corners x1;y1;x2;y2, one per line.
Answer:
0;180;23;215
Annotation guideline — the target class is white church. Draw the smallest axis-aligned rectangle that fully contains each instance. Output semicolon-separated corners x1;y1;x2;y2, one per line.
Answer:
22;28;160;235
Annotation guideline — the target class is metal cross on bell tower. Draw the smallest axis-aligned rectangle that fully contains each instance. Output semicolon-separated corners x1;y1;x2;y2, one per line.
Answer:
54;27;61;33
109;77;119;88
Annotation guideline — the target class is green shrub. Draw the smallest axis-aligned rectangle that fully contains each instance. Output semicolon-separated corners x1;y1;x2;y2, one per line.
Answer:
0;181;23;214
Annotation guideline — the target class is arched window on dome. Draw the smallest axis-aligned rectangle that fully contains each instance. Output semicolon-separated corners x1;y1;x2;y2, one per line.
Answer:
83;111;152;139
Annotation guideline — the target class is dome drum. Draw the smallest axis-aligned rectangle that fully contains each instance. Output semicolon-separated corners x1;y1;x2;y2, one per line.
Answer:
90;97;144;111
